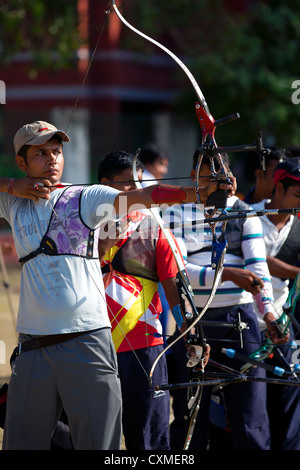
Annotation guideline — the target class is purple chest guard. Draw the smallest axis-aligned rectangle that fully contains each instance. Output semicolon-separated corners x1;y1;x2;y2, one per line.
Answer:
19;186;99;265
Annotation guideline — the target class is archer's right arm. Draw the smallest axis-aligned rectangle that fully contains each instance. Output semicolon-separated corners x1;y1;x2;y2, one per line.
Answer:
0;176;52;201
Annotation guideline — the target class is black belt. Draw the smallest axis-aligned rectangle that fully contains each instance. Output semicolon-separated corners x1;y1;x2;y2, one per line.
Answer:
10;329;98;364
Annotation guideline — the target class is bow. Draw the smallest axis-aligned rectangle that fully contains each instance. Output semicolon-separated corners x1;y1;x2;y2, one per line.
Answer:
55;2;297;394
225;272;300;377
111;0;227;374
111;1;244;448
155;274;300;393
110;0;270;385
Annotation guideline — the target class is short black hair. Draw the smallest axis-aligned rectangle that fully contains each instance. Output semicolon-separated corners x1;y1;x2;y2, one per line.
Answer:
139;143;169;165
97;150;144;182
280;177;300;193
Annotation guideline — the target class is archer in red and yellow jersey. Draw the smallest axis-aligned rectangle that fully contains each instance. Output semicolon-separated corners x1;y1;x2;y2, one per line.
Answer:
101;210;181;352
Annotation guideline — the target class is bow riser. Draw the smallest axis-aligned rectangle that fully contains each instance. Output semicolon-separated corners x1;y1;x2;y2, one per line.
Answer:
131;149;207;386
195;102;216;143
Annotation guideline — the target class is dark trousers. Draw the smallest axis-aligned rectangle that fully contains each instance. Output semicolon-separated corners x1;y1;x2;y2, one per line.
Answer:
117;345;170;450
264;327;300;450
168;303;270;450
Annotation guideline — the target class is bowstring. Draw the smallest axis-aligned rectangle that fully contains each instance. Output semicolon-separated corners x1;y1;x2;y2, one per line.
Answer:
64;1;113;134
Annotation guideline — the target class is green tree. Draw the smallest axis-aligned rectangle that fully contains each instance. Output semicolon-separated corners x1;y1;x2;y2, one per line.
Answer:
0;0;82;76
122;0;300;147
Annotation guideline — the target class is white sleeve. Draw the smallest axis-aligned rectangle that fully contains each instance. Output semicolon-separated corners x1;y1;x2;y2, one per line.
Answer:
241;216;276;316
80;184;120;228
0;193;18;224
163;203;222;289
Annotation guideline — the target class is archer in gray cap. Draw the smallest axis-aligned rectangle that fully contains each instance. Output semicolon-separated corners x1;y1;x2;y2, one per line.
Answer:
0;120;70;201
0;119;232;450
0;119;124;450
13;120;70;155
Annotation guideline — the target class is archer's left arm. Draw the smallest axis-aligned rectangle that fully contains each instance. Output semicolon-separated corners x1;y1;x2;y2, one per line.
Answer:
241;216;274;311
113;181;233;213
267;255;300;280
241;217;289;344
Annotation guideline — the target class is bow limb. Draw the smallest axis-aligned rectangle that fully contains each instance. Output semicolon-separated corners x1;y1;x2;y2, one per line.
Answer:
111;1;230;209
112;0;230;382
148;236;227;387
131;151;207;384
111;3;242;405
111;1;211;116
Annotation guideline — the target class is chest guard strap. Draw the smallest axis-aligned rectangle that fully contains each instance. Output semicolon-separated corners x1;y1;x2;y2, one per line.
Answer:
101;215;160;282
19;186;98;266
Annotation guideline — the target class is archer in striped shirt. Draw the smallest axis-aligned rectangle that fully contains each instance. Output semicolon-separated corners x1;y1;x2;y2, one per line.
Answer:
165;152;277;451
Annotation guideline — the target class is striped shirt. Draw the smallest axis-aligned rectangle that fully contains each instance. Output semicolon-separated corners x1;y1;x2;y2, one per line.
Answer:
163;196;275;317
251;199;294;328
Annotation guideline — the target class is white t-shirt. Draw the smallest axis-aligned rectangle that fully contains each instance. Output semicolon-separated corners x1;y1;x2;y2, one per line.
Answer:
0;184;119;335
141;168;157;187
